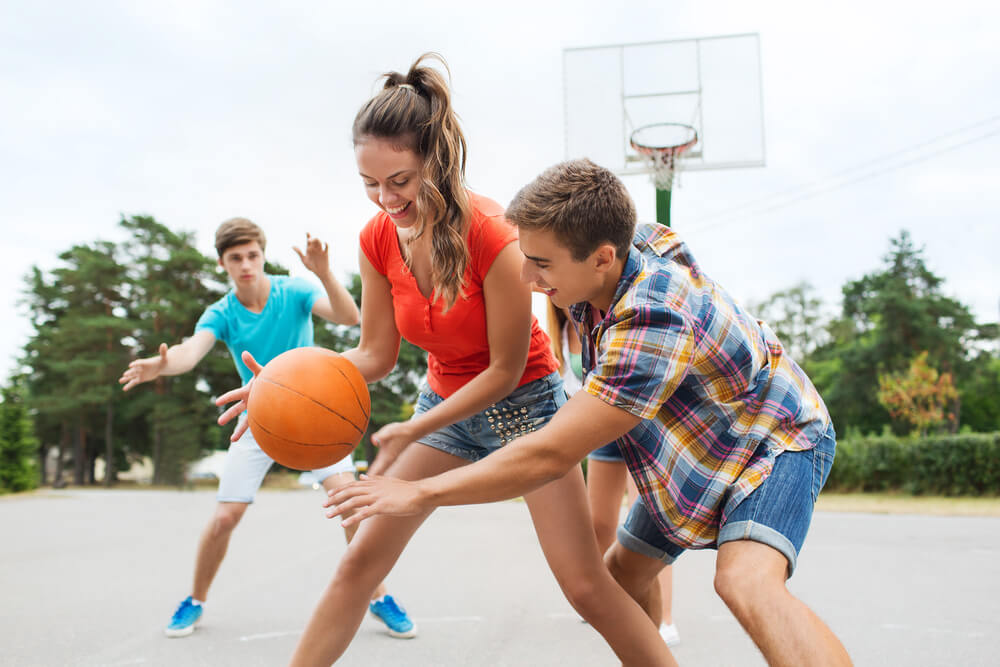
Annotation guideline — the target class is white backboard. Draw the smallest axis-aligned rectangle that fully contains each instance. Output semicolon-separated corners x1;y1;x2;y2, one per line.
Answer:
564;33;766;175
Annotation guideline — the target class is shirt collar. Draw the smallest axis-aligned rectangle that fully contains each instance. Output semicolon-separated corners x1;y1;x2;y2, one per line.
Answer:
568;244;642;329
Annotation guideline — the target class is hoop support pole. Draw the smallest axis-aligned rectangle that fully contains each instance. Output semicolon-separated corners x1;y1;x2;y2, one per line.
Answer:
656;187;672;227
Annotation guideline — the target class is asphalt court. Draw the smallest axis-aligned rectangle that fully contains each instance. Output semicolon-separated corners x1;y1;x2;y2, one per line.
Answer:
2;488;998;666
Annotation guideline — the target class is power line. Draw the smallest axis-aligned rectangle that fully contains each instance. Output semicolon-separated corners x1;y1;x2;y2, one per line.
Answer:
688;114;1000;232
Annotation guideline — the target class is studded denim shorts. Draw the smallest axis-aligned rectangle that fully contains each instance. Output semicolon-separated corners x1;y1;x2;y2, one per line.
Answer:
413;371;567;462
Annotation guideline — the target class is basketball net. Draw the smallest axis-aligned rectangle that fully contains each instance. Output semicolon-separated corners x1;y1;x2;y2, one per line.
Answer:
630;123;698;192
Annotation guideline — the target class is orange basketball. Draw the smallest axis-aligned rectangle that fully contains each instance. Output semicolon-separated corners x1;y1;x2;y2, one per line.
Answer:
246;347;370;471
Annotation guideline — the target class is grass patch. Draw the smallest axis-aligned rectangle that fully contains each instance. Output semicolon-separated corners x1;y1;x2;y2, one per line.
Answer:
817;491;1000;516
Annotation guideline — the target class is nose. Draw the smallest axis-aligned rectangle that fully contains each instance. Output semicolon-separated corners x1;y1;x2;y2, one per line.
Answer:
519;259;536;285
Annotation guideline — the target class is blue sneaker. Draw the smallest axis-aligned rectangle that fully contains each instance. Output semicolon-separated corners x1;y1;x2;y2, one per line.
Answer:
164;596;203;637
368;595;417;638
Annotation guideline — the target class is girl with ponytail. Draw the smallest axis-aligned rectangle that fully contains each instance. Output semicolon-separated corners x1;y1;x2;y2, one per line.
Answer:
218;53;675;666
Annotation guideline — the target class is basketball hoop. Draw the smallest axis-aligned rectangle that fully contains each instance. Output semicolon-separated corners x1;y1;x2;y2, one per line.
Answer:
630;123;698;191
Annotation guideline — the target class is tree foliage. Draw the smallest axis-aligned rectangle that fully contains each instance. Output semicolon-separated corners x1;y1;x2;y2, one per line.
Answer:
877;351;958;436
810;230;981;434
0;379;39;493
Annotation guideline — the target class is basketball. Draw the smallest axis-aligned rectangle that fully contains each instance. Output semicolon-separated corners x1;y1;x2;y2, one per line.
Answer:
246;347;370;470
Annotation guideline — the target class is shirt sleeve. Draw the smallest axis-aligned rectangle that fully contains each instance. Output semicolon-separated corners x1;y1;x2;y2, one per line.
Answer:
194;300;229;345
583;301;695;421
359;214;389;276
468;211;518;282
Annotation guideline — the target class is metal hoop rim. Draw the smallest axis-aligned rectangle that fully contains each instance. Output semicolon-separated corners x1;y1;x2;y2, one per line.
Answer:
629;122;699;156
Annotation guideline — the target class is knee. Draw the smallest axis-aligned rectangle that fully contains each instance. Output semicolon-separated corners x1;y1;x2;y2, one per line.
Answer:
559;575;605;617
210;505;245;536
714;559;769;610
604;548;646;597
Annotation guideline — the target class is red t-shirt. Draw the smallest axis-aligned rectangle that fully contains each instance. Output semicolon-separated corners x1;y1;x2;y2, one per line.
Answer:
359;192;558;398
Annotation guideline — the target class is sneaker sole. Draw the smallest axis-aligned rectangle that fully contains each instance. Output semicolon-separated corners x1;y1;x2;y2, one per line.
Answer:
368;611;418;639
164;618;200;638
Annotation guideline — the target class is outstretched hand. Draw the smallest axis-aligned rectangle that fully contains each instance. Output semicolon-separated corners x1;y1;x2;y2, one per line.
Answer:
324;474;430;528
293;233;330;276
215;350;264;441
367;421;417;476
119;343;168;391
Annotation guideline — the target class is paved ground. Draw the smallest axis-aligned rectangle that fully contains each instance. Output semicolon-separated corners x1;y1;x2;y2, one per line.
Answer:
2;488;999;666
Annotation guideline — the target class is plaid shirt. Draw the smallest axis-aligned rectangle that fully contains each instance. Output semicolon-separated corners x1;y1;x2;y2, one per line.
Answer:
572;223;831;550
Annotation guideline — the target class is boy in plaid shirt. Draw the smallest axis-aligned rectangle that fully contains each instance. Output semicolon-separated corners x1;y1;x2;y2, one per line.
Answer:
327;159;851;666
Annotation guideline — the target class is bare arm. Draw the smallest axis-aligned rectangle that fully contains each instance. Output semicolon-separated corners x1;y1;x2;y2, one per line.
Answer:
366;242;534;471
326;391;642;525
119;329;216;391
294;233;360;326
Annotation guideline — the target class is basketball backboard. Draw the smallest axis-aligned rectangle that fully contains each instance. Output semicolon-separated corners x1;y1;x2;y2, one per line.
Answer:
563;33;766;176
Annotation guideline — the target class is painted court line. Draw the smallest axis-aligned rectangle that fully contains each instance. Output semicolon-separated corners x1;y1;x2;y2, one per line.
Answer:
239;630;302;642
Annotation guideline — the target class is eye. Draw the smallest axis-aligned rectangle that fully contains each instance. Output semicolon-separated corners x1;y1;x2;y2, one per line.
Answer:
391;179;409;187
362;179;377;188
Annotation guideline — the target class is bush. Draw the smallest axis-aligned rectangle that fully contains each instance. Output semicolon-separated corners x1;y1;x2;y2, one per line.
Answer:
825;431;1000;496
0;383;39;494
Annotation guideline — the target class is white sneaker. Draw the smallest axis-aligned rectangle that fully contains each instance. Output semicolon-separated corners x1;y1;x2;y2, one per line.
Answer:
659;622;680;647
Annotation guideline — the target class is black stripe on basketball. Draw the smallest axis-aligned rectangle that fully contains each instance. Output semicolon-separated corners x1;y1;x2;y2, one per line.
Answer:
256;377;365;436
249;415;356;447
330;362;370;421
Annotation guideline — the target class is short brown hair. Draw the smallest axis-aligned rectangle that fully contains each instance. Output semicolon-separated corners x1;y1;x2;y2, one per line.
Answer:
505;159;636;261
215;217;266;257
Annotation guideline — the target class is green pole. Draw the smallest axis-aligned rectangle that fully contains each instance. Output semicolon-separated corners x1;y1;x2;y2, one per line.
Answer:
655;187;672;227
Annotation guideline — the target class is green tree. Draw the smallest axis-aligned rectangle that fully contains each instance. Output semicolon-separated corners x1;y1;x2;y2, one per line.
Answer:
813;230;980;434
0;379;39;493
117;215;231;484
749;281;828;365
21;242;133;486
959;351;1000;433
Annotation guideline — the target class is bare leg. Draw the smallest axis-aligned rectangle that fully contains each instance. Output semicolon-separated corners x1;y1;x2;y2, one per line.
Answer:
715;540;851;666
525;465;676;667
192;502;249;601
605;540;669;627
586;459;629;553
288;445;465;667
623;474;674;627
321;472;387;600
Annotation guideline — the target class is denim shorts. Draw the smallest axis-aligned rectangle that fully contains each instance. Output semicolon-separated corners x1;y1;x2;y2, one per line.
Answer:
588;440;624;462
414;371;566;461
216;422;356;503
617;423;836;576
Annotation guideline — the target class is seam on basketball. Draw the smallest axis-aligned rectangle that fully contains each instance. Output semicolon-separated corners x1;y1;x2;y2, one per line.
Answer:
249;415;357;447
255;378;365;435
330;363;370;421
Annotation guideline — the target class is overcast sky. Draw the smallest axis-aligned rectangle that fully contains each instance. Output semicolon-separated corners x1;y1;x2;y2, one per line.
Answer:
2;0;997;381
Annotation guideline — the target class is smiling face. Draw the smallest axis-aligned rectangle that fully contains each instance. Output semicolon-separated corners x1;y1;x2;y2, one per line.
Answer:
354;136;423;228
519;226;611;310
218;240;265;288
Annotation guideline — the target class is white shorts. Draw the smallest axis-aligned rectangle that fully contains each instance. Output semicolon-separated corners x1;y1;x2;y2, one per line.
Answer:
216;426;356;503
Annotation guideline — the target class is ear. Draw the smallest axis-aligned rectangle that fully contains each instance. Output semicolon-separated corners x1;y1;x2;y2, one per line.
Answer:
591;243;618;274
217;256;225;269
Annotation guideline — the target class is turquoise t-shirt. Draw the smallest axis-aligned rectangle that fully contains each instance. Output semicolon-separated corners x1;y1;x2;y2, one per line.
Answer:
195;274;322;384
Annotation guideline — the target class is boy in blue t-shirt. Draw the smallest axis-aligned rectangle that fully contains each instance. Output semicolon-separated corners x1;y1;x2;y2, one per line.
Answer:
120;217;417;640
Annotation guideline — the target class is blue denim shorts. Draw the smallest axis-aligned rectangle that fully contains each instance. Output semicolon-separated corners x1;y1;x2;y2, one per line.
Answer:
414;371;566;461
617;423;836;576
588;440;624;462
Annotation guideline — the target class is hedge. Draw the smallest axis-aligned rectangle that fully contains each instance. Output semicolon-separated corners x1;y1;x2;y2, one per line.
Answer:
825;432;1000;496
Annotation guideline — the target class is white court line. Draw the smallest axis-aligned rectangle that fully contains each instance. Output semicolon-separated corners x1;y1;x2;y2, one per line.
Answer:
414;616;484;623
239;630;302;642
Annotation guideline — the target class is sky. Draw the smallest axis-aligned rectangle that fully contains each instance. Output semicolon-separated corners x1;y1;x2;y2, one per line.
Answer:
2;0;998;381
